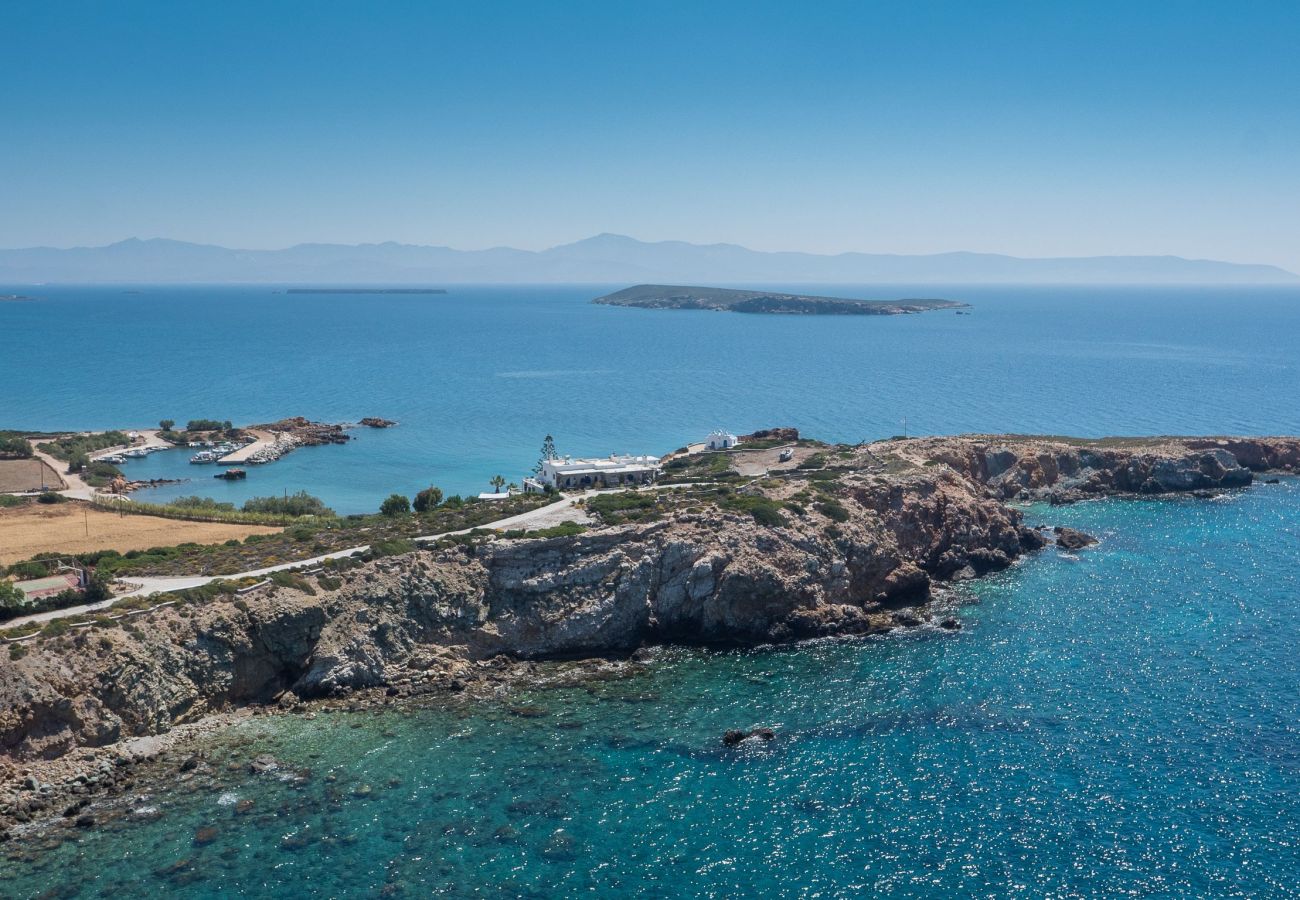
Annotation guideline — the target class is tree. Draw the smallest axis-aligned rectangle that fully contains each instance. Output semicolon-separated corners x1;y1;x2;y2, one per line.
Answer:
490;475;507;495
0;580;24;611
533;434;558;475
67;452;89;474
159;419;175;431
413;486;443;513
380;493;411;516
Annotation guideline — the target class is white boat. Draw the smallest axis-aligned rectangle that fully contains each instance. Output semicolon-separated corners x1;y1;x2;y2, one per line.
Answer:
190;450;221;464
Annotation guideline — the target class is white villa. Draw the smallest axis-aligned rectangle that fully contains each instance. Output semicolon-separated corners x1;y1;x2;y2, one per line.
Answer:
706;430;738;450
524;454;662;492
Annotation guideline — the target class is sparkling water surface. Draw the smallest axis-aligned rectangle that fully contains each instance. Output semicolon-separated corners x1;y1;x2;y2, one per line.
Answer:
7;483;1299;897
3;284;1299;513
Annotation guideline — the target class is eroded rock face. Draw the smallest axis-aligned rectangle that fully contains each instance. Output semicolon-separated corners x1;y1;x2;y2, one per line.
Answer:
2;434;1295;766
905;436;1283;503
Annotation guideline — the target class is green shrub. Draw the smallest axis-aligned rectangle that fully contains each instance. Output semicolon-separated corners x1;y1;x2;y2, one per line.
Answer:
413;486;444;513
380;494;411;516
37;491;66;504
0;432;34;459
370;538;415;558
750;504;786;527
40;619;70;638
243;491;333;517
7;560;51;580
170;496;237;512
38;431;129;462
586;491;660;524
815;499;850;522
9;643;28;660
526;521;587;539
185;419;231;432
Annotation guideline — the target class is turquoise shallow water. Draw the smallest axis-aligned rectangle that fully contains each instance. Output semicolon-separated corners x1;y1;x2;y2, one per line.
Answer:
8;482;1299;897
3;284;1299;513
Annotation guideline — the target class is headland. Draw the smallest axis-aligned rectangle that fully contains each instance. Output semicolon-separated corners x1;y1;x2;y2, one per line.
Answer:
1;429;1296;835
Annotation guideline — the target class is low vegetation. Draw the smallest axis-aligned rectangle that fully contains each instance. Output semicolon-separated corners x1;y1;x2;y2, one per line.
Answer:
0;431;33;459
57;491;557;578
38;431;129;462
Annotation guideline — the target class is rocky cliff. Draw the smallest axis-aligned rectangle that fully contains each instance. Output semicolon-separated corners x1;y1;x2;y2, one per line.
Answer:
2;435;1296;785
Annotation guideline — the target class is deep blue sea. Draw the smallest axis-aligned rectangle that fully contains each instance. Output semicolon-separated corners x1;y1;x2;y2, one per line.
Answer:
6;485;1299;897
3;284;1299;513
4;284;1300;897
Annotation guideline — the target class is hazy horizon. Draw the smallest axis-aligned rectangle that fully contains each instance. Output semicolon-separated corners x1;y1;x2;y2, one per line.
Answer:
3;2;1298;272
2;232;1295;285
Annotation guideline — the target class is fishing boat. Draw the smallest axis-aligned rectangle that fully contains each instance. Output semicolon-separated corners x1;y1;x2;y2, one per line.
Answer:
190;449;220;464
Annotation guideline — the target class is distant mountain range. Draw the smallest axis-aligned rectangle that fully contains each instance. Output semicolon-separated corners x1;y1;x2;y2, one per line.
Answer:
0;234;1294;284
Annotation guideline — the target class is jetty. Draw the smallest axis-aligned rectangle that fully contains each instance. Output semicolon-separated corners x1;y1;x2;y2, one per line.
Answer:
218;430;298;464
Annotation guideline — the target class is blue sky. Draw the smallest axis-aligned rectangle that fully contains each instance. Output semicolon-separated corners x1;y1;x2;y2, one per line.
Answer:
3;1;1298;270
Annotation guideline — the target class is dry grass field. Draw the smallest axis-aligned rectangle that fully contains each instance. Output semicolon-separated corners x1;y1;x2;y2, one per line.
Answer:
0;458;66;493
0;503;279;565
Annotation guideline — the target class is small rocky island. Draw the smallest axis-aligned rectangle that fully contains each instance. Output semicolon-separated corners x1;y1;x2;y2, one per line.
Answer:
593;284;968;315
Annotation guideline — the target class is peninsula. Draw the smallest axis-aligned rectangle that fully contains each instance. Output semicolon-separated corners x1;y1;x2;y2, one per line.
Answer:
593;284;968;315
1;430;1297;836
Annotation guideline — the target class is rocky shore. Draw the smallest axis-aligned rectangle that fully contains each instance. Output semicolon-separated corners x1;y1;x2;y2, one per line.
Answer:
2;433;1296;834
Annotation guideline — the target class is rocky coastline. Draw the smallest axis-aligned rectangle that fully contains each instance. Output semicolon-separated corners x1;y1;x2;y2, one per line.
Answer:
2;433;1297;835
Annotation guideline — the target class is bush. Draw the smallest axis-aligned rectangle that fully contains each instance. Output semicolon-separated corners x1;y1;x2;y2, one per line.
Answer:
37;491;66;504
586;491;660;524
243;491;333;517
7;560;50;580
815;499;850;523
524;521;587;539
380;494;411;516
370;538;414;558
170;496;237;512
40;619;70;638
38;431;129;462
159;419;175;431
413;486;444;513
797;453;828;470
720;492;787;528
82;461;122;487
185;419;231;432
0;580;24;610
0;432;33;459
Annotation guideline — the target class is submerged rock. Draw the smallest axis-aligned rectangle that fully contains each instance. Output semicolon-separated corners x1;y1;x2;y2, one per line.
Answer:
1054;527;1099;550
248;755;279;775
722;727;776;747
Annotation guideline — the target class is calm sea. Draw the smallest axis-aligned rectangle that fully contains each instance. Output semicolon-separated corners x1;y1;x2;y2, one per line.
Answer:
6;485;1300;897
3;284;1299;513
5;285;1300;896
